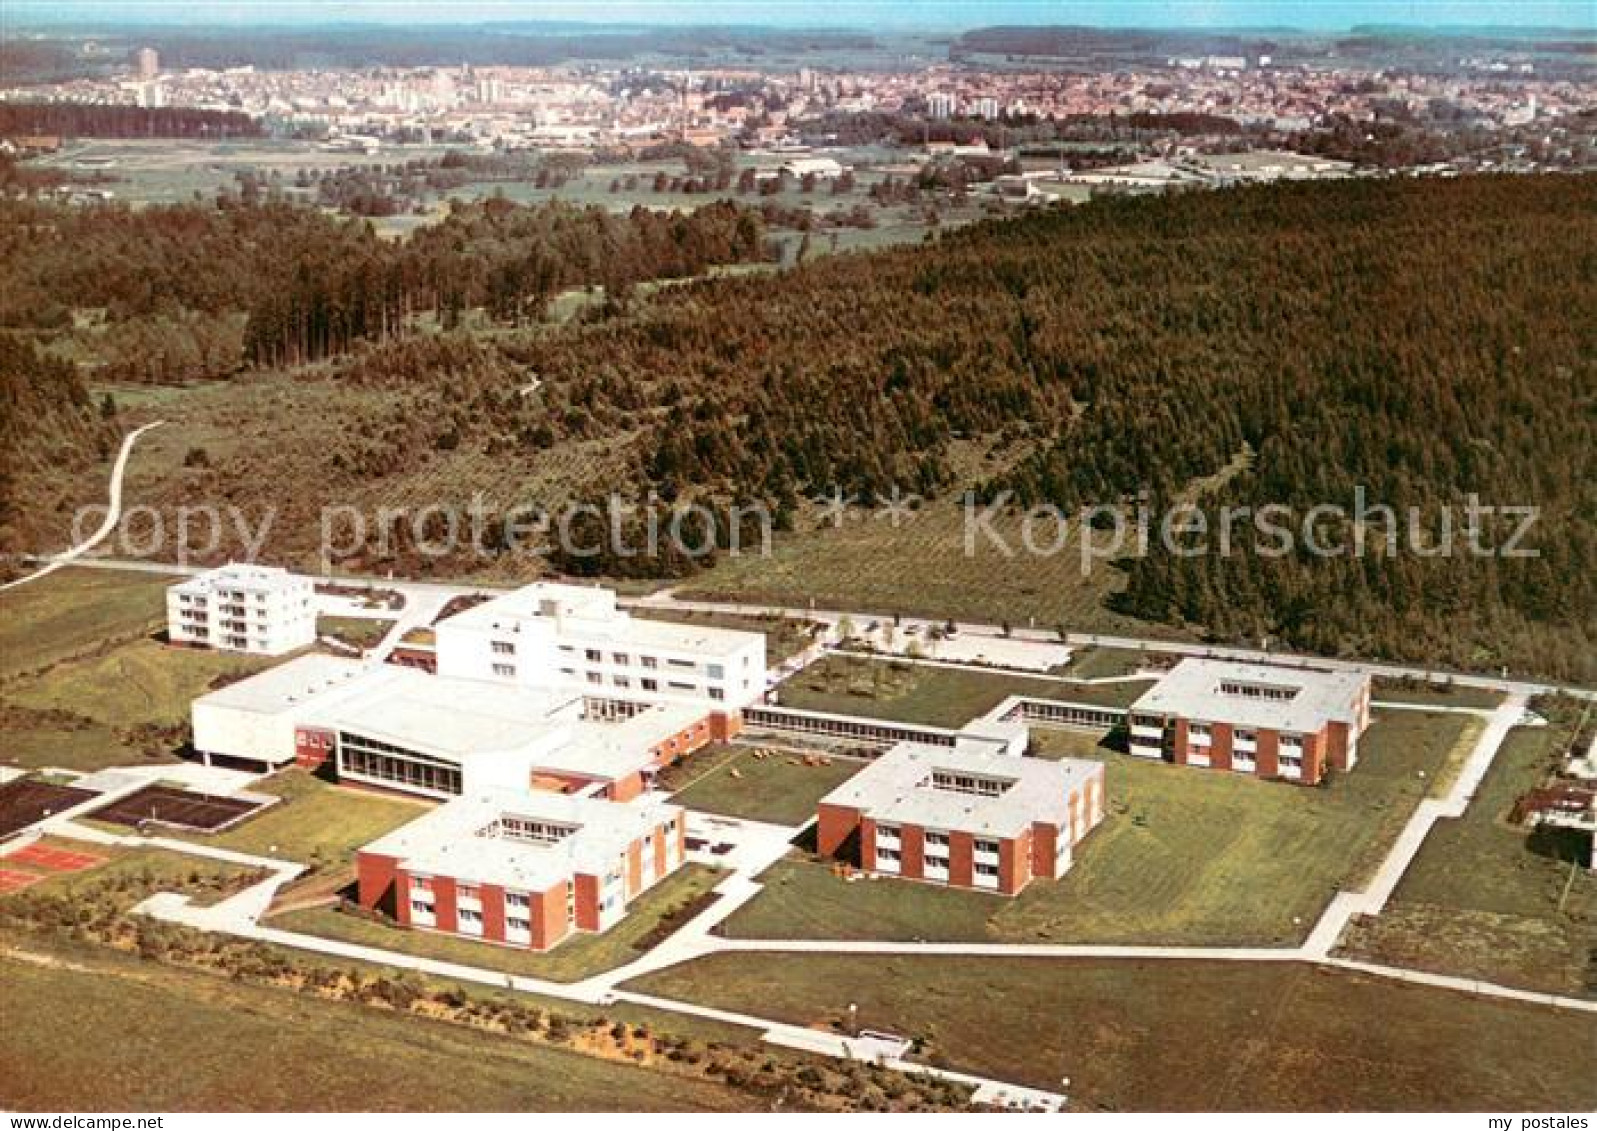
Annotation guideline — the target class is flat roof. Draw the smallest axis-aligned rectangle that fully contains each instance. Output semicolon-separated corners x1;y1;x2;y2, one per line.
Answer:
191;653;372;717
1129;658;1367;734
535;703;709;781
172;561;309;595
821;742;1100;839
363;787;681;891
310;667;581;760
441;583;762;659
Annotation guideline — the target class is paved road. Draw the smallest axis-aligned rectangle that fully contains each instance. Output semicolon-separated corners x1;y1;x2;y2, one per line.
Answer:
0;421;166;594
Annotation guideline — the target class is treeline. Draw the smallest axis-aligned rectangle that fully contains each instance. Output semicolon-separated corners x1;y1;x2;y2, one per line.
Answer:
515;174;1595;679
0;194;770;371
244;197;769;365
0;103;262;140
0;336;113;558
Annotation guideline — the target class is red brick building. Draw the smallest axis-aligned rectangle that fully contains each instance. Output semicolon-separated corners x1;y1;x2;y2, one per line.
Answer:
1128;659;1373;785
816;742;1105;896
357;789;686;951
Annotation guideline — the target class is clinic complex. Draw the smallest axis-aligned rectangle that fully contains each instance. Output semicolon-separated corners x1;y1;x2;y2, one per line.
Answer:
181;564;1373;951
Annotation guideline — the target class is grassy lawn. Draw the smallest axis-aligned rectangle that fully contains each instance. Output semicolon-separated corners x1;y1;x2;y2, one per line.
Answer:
1;567;278;772
270;864;724;983
316;615;396;651
630;607;820;664
1337;706;1597;997
0;567;171;679
627;953;1597;1112
185;770;426;869
777;653;1154;729
1372;676;1504;710
723;710;1479;947
667;745;867;826
1057;646;1170;680
0;946;754;1112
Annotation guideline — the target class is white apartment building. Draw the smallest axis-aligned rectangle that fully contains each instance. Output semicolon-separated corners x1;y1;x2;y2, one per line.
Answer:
167;563;317;656
433;583;766;725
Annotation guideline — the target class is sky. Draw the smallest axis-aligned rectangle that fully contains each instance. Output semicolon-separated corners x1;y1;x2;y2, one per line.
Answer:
5;1;1593;32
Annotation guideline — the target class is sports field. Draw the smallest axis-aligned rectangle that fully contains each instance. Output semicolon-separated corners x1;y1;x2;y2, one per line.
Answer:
90;784;264;833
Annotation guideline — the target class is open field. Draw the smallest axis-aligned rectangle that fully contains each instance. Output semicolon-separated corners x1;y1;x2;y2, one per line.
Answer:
627;953;1597;1111
0;567;171;679
630;607;820;664
183;770;426;869
666;745;865;826
723;710;1479;946
0;944;755;1112
272;863;723;983
1337;711;1597;997
777;653;1155;729
683;502;1193;641
1;567;281;771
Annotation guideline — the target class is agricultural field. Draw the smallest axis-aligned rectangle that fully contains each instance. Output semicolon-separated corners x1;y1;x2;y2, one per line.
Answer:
271;863;723;984
722;710;1480;946
666;745;866;826
776;653;1155;729
684;500;1188;641
1337;706;1597;998
627;953;1597;1112
0;945;755;1112
1;567;279;771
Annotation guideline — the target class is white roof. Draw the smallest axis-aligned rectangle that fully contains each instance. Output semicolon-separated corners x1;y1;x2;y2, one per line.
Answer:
533;703;709;781
309;666;581;760
364;787;681;891
191;653;371;717
1130;658;1367;734
172;561;310;595
441;583;760;660
821;742;1101;839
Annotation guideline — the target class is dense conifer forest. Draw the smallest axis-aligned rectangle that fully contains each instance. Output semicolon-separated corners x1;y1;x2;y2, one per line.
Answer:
3;174;1591;678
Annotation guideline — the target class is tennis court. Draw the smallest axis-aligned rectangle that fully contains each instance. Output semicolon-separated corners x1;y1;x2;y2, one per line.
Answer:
89;784;264;833
0;779;98;840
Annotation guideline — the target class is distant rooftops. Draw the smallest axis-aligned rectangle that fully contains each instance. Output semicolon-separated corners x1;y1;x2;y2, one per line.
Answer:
363;788;681;891
1130;658;1367;734
821;742;1100;839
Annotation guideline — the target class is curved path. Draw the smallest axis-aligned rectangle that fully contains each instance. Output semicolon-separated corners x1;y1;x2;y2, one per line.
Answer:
0;420;166;594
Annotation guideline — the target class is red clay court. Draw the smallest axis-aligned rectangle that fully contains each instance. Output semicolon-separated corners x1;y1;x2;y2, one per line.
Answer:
89;784;264;833
7;842;106;873
0;868;45;895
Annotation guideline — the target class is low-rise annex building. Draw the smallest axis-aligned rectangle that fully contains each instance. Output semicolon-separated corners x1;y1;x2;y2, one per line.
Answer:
1127;658;1372;784
166;562;316;655
357;789;686;951
190;654;722;797
816;740;1105;896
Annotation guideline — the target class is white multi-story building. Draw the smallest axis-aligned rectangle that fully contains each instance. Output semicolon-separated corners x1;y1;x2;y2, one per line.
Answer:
166;563;317;656
434;583;766;735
